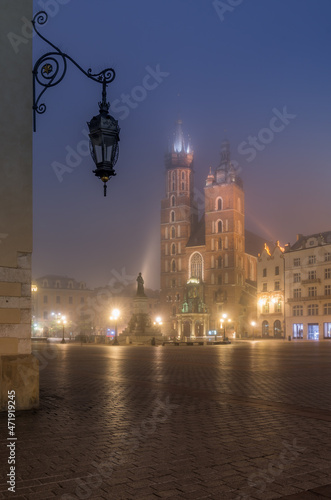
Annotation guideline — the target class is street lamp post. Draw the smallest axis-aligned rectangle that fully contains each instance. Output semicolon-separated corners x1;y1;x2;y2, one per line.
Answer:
58;315;67;344
251;321;256;340
110;309;120;346
220;313;231;342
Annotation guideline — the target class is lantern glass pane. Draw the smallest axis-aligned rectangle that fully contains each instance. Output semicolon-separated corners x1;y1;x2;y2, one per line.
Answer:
105;144;113;162
95;144;103;163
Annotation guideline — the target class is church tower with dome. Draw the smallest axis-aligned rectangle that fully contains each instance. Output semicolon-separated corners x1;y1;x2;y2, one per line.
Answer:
160;120;258;338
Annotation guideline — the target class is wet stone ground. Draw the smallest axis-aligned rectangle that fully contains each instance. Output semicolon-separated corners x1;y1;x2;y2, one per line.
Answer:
1;341;331;499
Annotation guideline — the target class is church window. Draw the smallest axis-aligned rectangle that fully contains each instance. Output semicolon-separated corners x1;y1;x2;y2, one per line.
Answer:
218;257;222;269
216;197;222;211
171;279;176;288
171;195;175;207
211;239;215;251
225;237;228;249
238;197;241;213
170;211;175;222
181;171;185;180
172;172;175;191
171;260;176;272
181;182;185;190
250;261;254;280
218;238;222;250
217;220;223;233
171;244;176;255
218;275;222;285
171;226;176;238
189;252;204;280
172;306;176;316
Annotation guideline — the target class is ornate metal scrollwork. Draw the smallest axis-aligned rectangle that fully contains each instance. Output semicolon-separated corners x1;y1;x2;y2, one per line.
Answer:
32;11;116;131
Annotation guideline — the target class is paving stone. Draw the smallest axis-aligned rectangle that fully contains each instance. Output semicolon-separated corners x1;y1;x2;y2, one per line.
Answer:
1;343;331;500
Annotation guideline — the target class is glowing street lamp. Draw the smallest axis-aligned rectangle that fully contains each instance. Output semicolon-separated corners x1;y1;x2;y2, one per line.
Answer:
220;314;231;342
110;309;120;345
154;315;162;329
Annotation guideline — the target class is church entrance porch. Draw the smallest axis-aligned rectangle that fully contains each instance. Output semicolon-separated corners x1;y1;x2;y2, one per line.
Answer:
176;313;209;340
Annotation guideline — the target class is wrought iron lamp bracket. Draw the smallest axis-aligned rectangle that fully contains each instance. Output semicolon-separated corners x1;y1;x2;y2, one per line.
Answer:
32;10;115;131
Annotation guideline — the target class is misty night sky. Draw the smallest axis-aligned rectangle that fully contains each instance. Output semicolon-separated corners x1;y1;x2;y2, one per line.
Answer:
32;0;331;291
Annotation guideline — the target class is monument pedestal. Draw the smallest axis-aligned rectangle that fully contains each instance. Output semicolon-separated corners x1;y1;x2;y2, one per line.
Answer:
121;273;161;338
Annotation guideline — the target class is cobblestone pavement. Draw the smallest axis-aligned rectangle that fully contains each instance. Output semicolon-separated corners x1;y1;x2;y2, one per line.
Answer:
1;341;331;499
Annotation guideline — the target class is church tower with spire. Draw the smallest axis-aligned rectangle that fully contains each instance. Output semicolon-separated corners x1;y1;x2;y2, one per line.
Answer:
160;119;196;333
204;140;246;331
160;124;258;338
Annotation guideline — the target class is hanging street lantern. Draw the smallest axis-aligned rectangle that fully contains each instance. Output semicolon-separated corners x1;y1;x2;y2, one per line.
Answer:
32;10;120;197
87;83;120;196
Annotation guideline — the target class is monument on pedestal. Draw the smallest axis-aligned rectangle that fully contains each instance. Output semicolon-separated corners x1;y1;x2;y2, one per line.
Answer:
121;273;161;339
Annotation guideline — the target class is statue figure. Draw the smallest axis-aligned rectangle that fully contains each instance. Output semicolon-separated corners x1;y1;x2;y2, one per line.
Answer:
136;272;146;297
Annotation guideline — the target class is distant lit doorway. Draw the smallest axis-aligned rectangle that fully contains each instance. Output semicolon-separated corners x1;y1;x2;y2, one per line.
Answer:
273;320;282;338
183;321;191;338
262;320;269;338
308;324;319;340
195;322;203;336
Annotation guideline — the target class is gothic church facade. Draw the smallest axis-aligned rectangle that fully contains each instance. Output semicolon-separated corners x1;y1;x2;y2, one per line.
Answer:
160;120;257;338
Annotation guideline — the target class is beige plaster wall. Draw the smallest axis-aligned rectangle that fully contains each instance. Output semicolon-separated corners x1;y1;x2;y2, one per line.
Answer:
0;1;33;267
0;0;33;355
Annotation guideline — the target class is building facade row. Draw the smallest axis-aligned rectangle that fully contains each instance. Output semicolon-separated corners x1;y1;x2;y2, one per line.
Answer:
31;275;160;337
257;232;331;340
